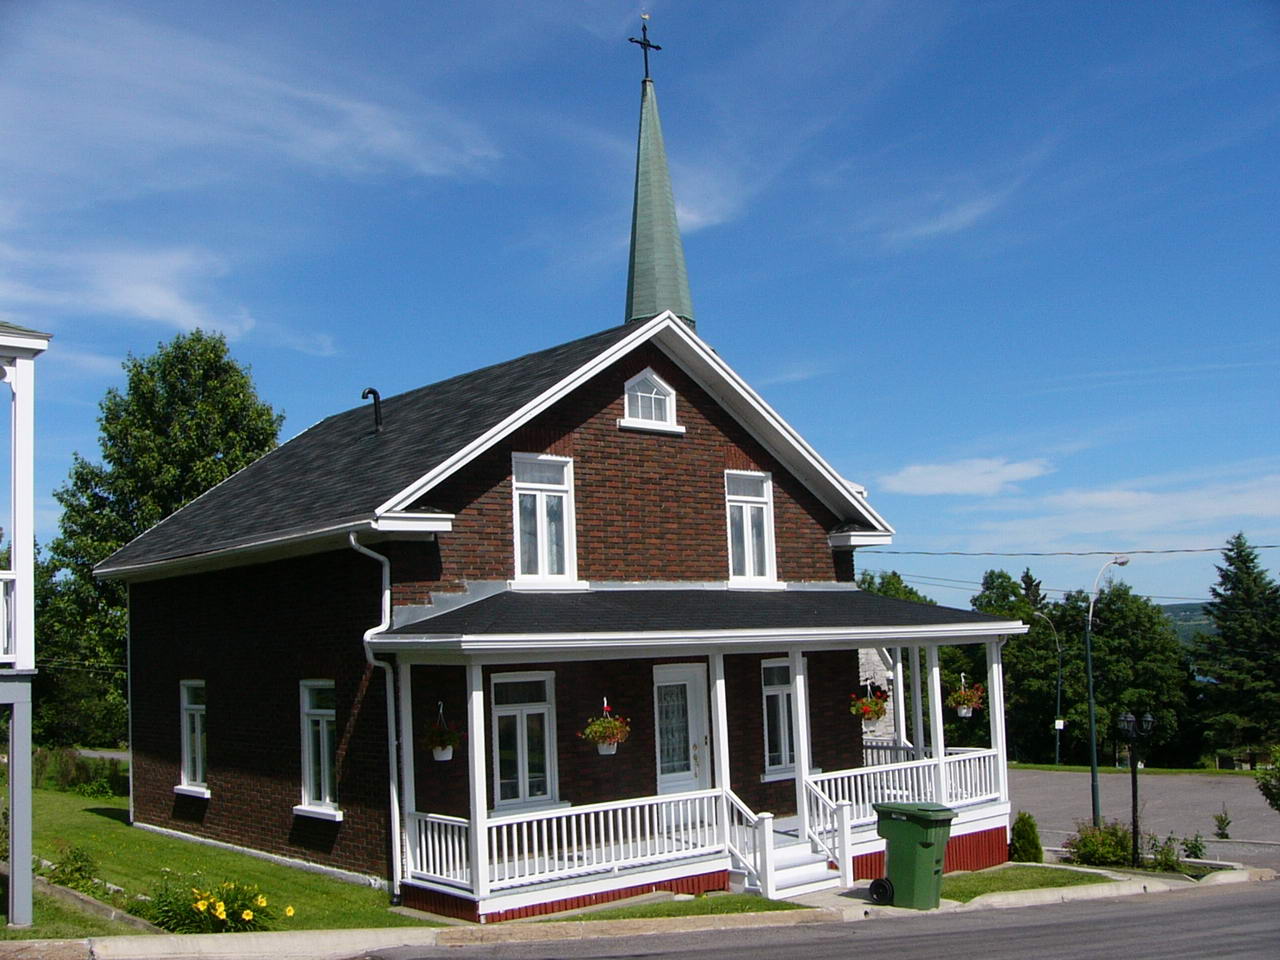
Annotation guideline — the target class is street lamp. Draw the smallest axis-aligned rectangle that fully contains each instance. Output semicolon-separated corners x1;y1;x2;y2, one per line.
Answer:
1086;555;1129;828
1117;711;1156;867
1033;611;1062;765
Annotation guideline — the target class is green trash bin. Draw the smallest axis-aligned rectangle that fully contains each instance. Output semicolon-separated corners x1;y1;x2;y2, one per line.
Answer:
870;802;956;909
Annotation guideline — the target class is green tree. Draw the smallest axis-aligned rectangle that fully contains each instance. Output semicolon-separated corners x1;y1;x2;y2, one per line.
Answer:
37;330;282;745
856;569;936;605
1195;533;1280;761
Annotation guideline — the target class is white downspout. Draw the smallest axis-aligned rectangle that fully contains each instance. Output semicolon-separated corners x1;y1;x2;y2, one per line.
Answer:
348;533;403;899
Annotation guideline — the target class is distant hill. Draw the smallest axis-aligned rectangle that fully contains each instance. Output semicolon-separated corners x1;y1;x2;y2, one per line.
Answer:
1163;602;1214;645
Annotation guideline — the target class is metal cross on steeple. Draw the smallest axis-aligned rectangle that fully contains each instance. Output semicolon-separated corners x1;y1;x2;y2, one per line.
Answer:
629;16;661;80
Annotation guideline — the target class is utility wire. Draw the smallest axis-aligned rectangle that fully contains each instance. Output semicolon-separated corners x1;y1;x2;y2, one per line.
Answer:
861;567;1212;604
859;545;1278;557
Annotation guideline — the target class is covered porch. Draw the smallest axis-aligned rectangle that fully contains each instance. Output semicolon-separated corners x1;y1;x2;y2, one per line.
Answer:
374;588;1022;922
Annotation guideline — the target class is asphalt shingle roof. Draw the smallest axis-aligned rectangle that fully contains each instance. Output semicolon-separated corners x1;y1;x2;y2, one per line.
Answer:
386;589;1009;637
100;323;637;572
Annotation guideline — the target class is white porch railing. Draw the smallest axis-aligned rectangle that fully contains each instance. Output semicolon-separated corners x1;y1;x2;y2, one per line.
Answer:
812;747;1001;822
803;781;853;887
942;748;1001;804
863;737;914;766
485;789;722;890
0;572;15;662
725;789;775;898
408;813;471;887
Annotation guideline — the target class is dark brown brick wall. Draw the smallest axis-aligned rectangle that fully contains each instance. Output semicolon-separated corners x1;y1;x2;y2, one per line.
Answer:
129;550;393;876
404;344;846;594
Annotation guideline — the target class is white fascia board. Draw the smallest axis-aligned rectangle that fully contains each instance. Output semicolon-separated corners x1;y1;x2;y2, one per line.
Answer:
372;512;454;533
827;530;895;548
369;618;1028;654
0;331;52;357
377;311;892;533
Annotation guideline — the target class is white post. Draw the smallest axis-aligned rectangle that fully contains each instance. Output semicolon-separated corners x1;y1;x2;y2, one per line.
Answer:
465;663;490;899
927;645;948;804
397;660;416;875
9;357;36;669
789;649;812;841
909;645;926;762
891;647;908;749
757;812;777;899
710;653;731;849
987;639;1009;802
836;800;853;887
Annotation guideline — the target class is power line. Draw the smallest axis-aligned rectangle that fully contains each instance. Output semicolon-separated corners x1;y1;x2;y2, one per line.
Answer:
861;567;1212;604
860;545;1278;557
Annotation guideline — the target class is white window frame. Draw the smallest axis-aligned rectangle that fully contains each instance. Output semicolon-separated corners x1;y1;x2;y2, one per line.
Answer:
294;680;342;821
725;470;778;584
761;660;794;776
491;671;559;811
511;453;582;587
174;680;209;799
618;367;685;434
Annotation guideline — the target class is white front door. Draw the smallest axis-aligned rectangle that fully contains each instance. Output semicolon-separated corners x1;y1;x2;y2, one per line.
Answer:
654;664;709;794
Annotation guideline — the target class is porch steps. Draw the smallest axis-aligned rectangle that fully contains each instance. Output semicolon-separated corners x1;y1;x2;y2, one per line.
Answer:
769;841;842;899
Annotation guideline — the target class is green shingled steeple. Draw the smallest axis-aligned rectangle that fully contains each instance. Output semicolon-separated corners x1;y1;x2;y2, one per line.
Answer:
625;73;695;329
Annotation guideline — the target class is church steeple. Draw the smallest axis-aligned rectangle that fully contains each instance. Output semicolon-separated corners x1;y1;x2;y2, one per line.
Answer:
625;19;695;329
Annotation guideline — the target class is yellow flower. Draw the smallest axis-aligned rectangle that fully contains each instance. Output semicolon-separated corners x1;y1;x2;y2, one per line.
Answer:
195;900;208;912
242;909;253;921
285;905;295;918
255;894;267;907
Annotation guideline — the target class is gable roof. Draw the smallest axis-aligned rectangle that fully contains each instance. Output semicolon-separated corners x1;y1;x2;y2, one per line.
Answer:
97;313;892;580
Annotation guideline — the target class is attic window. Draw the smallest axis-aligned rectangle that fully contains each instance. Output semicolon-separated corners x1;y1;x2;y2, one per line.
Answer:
618;368;685;435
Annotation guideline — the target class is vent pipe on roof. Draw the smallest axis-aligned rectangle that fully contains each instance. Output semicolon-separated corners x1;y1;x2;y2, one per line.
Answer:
361;387;383;434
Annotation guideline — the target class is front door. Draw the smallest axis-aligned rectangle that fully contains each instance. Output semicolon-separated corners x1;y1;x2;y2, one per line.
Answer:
653;664;709;794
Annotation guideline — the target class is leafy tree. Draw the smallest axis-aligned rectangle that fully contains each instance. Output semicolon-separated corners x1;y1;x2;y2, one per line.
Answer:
1195;533;1280;761
37;330;282;745
856;569;936;605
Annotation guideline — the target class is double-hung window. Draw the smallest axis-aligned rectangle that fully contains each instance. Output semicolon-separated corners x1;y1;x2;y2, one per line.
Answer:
761;661;795;773
492;672;557;808
176;680;208;797
296;680;341;820
512;454;577;583
725;471;776;582
618;368;685;434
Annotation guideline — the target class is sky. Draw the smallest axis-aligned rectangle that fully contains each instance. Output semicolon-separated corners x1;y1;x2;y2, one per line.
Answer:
2;0;1277;608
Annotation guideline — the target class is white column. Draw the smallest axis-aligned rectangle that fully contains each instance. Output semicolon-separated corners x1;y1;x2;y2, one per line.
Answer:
987;639;1009;802
9;357;36;667
465;663;489;898
927;645;947;804
8;690;32;926
891;648;908;748
397;661;416;875
789;648;812;840
710;653;731;847
909;645;925;761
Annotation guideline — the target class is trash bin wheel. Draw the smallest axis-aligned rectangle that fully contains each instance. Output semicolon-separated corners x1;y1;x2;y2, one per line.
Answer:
869;877;893;905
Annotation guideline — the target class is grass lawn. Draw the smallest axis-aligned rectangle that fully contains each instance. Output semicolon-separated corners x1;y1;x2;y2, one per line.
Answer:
1008;762;1256;776
941;865;1114;902
0;883;143;940
32;788;439;930
550;893;807;922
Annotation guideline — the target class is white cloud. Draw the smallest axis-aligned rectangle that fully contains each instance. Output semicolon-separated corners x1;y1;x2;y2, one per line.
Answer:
755;360;834;387
45;348;123;378
885;184;1022;244
879;458;1053;496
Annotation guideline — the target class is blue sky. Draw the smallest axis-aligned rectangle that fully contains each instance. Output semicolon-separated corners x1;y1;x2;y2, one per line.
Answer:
3;0;1277;606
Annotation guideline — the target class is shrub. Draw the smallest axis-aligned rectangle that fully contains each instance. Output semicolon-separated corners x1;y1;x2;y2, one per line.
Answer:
1063;820;1131;867
143;871;296;934
46;844;102;895
1009;810;1043;863
1212;804;1231;839
1147;833;1181;872
1256;748;1280;815
1181;833;1206;860
31;747;129;796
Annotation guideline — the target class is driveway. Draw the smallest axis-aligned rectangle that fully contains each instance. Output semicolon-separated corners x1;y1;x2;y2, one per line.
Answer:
1008;767;1280;871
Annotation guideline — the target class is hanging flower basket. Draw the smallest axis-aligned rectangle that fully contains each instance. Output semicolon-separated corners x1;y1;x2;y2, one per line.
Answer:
425;701;464;760
579;699;630;754
946;683;985;717
850;686;889;723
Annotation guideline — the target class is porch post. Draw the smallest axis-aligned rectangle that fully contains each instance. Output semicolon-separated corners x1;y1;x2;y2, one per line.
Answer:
926;645;947;804
909;645;926;761
465;663;490;898
987;639;1009;802
891;648;908;748
789;648;812;840
710;652;731;847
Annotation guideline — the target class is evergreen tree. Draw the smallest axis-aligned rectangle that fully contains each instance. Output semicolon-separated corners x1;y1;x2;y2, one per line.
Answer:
1196;533;1280;757
37;330;282;745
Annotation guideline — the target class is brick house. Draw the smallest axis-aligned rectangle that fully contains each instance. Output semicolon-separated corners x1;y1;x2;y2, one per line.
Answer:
98;50;1025;923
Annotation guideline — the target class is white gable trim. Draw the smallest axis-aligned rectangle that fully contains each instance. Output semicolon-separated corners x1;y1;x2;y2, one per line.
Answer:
377;312;893;534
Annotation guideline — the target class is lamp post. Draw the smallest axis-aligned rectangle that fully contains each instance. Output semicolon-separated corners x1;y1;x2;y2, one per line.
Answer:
1086;555;1129;828
1033;611;1062;765
1117;711;1156;867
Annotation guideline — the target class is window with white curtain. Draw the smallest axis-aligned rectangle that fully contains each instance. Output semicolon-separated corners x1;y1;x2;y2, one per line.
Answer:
725;471;776;582
512;454;577;583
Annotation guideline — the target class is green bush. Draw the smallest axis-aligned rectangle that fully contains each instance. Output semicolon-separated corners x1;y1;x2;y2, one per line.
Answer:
1147;833;1181;872
1212;803;1231;839
1063;820;1131;867
46;844;102;895
1256;749;1280;815
1009;810;1043;863
142;871;296;934
31;747;129;797
1181;833;1206;860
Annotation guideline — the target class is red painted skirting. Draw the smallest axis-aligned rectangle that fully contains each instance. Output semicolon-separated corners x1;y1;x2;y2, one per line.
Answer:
401;870;729;924
851;825;1008;880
